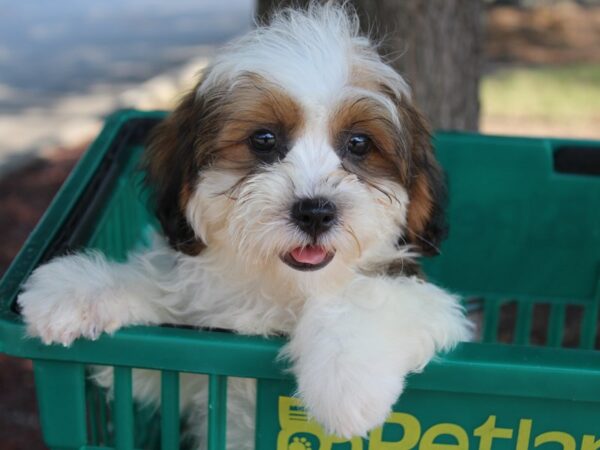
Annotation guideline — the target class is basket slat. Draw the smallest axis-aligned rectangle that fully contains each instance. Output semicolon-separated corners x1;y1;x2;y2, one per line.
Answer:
514;301;533;345
114;366;134;450
33;360;88;448
547;303;566;347
207;374;228;450
161;370;180;450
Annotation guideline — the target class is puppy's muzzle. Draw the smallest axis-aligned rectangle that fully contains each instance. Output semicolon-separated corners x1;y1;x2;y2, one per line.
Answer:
291;197;337;238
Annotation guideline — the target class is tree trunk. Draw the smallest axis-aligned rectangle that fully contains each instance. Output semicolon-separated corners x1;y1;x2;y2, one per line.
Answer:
256;0;482;131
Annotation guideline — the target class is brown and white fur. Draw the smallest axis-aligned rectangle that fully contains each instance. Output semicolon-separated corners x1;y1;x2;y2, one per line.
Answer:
18;4;471;449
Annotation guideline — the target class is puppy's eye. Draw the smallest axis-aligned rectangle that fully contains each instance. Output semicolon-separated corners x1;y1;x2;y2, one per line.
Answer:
347;134;372;157
249;130;276;153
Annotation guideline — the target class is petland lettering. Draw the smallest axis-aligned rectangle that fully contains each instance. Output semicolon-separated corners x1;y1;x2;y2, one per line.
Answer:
277;396;599;450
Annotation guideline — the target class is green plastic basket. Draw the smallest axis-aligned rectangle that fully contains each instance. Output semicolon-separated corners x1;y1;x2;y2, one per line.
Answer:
1;110;599;450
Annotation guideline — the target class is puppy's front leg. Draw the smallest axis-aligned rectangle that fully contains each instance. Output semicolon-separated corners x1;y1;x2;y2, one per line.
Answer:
285;275;471;439
18;249;175;346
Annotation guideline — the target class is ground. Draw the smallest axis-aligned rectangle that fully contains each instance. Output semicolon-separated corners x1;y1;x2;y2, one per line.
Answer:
0;4;599;448
482;3;600;138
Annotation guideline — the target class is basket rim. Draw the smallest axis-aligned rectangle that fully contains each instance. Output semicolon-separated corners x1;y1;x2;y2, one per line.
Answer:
1;109;599;405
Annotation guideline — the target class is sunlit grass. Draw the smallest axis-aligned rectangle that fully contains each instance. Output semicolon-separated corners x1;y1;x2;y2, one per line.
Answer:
481;64;600;122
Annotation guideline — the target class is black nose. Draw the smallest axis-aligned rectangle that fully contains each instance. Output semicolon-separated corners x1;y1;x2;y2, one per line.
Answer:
291;197;337;237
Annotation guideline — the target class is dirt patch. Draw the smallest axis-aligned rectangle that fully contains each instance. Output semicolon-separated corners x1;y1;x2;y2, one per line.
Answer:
486;3;600;66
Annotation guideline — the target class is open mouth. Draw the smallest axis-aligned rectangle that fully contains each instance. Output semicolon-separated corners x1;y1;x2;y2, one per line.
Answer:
281;245;335;271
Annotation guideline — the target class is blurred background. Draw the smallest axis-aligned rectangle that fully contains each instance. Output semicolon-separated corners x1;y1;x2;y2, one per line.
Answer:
0;0;598;447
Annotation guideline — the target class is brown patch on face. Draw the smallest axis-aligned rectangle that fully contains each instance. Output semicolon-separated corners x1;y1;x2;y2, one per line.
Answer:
329;95;410;186
144;71;304;255
214;73;304;170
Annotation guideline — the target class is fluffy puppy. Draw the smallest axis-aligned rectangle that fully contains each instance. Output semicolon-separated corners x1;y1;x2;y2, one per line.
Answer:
18;4;471;449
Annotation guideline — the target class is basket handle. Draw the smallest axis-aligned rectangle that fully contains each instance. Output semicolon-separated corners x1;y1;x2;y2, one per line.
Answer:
553;145;600;176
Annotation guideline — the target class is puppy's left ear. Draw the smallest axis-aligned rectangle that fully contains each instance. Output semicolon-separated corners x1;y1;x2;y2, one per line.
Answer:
399;101;448;256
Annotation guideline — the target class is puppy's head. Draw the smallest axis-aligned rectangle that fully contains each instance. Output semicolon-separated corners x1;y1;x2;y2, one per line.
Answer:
145;5;445;287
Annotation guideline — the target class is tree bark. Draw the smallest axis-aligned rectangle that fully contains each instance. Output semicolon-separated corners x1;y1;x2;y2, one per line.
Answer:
256;0;482;131
354;0;482;131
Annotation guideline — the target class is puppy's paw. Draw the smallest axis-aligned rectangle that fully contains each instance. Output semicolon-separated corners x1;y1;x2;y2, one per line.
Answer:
297;365;404;439
18;253;123;346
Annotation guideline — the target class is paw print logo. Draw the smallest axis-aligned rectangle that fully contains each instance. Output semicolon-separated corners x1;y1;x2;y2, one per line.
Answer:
277;396;364;450
289;436;312;450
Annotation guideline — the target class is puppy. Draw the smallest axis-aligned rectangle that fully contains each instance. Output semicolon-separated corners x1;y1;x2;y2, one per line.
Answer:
18;4;471;449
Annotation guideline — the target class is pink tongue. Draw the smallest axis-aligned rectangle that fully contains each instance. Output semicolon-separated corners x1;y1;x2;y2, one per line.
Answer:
291;246;327;265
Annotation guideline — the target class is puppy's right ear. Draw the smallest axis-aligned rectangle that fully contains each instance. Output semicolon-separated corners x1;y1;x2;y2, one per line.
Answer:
144;85;217;256
400;101;448;257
